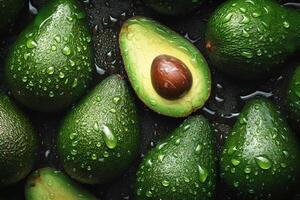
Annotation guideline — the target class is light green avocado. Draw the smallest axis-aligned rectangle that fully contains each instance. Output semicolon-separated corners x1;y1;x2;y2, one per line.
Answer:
119;17;211;117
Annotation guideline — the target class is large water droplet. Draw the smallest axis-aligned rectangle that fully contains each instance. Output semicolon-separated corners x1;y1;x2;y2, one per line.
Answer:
62;46;72;56
197;165;208;183
255;156;272;170
26;38;37;49
101;124;117;149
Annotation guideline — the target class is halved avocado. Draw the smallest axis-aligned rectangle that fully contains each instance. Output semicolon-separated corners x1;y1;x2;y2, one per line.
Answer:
119;17;211;117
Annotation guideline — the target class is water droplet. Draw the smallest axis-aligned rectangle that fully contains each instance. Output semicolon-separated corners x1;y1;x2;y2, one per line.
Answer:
231;158;240;166
59;72;65;79
228;146;237;155
244;167;252;174
241;51;253;59
62;46;72;56
26;38;37;49
72;78;78;88
146;190;152;197
283;21;290;29
101;124;117;149
197;165;208;183
162;180;170;187
113;96;120;104
47;66;55;75
255;156;272;170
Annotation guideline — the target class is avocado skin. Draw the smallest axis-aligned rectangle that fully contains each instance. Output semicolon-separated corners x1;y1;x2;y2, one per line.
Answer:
57;75;139;184
221;98;300;199
0;94;37;187
136;116;216;200
5;0;94;112
25;168;97;200
143;0;204;16
0;0;24;31
205;0;300;80
286;66;300;132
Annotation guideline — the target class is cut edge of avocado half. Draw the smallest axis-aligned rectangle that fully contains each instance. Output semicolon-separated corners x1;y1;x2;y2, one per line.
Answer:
119;17;211;117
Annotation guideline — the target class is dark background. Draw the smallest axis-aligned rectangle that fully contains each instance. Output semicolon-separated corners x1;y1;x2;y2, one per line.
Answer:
0;0;299;199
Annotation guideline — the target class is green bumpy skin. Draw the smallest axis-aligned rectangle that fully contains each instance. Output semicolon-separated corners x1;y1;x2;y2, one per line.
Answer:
143;0;204;16
25;168;97;200
221;98;300;199
119;17;211;118
136;116;216;200
0;94;37;187
57;75;140;184
205;0;300;80
0;0;24;31
286;66;300;131
5;0;94;112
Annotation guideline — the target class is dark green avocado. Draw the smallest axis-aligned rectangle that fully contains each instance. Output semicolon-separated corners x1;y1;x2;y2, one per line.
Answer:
57;75;139;184
205;0;300;80
5;0;94;112
0;0;24;31
25;168;97;200
0;94;38;187
143;0;205;16
286;65;300;131
136;116;216;200
221;98;300;199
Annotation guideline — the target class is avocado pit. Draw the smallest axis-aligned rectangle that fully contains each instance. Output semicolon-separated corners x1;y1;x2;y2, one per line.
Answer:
151;54;192;99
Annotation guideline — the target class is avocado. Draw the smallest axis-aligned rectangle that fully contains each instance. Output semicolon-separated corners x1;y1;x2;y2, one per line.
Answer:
0;0;24;31
286;65;300;131
136;115;216;200
205;0;300;80
25;168;97;200
5;0;94;112
119;17;211;118
220;98;300;199
0;94;37;187
143;0;204;16
57;75;139;184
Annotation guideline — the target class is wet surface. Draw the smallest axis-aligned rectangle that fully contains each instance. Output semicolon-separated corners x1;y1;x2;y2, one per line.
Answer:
0;0;299;199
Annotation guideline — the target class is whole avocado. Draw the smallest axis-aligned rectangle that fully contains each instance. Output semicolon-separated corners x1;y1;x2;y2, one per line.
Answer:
221;98;300;199
286;65;300;132
5;0;94;112
205;0;300;79
57;75;139;184
136;116;216;200
143;0;204;16
0;0;24;31
0;94;38;187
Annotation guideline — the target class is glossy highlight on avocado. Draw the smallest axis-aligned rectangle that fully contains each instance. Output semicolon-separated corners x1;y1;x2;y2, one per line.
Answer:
25;168;97;200
119;17;211;117
143;0;204;16
0;94;38;187
136;116;216;200
205;0;300;79
57;75;139;184
5;0;94;112
221;98;300;199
